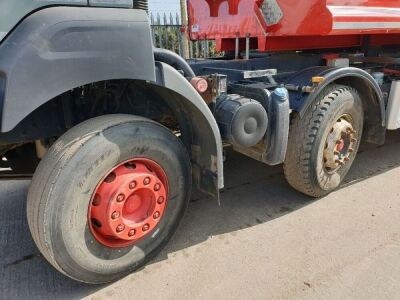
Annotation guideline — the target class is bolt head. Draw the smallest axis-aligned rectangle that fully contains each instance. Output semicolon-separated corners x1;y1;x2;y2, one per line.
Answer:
349;148;354;153
153;211;160;219
142;224;150;231
154;183;161;191
128;229;136;237
111;211;120;220
157;196;165;204
143;177;151;185
116;224;125;233
116;193;125;202
129;181;137;190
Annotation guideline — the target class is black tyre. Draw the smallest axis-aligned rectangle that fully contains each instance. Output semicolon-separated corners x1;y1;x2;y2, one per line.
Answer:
27;115;191;284
284;85;364;197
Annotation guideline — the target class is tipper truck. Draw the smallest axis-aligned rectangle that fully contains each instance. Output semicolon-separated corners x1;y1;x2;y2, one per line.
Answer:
0;0;399;283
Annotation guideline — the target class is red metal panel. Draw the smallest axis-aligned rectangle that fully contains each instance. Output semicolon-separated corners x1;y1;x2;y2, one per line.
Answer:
188;0;400;52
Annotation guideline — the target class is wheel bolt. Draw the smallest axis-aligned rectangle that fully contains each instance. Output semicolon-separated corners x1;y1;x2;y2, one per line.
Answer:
351;138;357;143
129;181;137;190
344;157;350;162
142;224;150;231
154;183;161;191
143;177;151;185
335;160;345;166
153;211;160;219
111;211;120;220
128;229;136;237
116;193;125;203
349;148;354;153
157;196;165;204
116;224;125;233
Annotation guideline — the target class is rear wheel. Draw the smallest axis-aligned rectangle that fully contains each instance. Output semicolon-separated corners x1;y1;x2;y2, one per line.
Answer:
27;115;191;284
284;85;364;197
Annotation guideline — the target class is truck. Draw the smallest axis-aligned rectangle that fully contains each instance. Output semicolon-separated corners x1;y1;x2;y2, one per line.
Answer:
0;0;399;284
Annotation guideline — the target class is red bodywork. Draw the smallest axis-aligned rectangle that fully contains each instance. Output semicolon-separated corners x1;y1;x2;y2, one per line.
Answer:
188;0;400;52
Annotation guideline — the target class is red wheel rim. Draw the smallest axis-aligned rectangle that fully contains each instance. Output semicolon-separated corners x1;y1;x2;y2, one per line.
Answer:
88;158;169;248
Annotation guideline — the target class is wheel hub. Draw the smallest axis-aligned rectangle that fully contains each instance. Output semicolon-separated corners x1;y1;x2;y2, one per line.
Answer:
88;158;168;248
323;116;357;171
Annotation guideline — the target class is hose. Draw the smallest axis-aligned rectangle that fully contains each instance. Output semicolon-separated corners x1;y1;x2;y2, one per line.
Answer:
153;47;196;78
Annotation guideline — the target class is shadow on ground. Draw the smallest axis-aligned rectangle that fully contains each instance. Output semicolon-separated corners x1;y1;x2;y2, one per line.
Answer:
1;131;400;299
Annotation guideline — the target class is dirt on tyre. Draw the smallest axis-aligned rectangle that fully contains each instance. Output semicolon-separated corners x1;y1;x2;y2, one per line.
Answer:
27;115;191;284
284;85;364;197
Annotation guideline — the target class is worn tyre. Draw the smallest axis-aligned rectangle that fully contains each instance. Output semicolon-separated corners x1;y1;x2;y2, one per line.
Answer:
27;115;191;284
284;85;364;197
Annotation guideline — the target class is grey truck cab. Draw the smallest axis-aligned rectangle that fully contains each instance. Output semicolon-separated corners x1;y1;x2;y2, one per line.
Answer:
0;0;223;283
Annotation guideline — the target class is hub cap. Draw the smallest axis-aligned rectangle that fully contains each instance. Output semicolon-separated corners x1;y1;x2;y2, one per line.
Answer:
88;158;168;248
323;116;357;172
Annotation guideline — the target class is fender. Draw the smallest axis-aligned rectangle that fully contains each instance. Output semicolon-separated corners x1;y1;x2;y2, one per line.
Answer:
0;6;155;132
154;62;224;195
286;66;386;145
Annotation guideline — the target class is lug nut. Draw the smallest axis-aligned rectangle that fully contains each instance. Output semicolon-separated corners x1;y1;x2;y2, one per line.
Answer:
349;148;354;153
129;181;137;190
154;183;161;191
153;211;160;219
116;193;125;203
157;196;165;204
128;229;136;237
142;224;150;231
143;177;151;185
344;157;350;162
111;211;120;220
335;159;345;166
351;138;357;143
116;224;125;233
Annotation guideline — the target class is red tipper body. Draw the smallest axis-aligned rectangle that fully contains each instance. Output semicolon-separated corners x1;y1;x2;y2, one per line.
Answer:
188;0;400;52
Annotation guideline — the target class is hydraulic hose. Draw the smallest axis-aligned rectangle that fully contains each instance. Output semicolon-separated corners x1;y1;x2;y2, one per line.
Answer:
153;47;196;78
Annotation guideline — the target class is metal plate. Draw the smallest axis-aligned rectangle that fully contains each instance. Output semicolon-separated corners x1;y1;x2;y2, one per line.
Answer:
261;0;283;26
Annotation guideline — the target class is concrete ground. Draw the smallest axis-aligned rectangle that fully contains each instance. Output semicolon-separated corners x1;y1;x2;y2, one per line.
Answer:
1;132;400;300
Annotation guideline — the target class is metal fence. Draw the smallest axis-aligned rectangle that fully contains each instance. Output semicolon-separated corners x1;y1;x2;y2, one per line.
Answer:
150;12;218;59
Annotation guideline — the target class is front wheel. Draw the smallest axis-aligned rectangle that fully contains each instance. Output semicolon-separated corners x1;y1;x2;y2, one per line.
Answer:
27;115;191;284
284;85;364;197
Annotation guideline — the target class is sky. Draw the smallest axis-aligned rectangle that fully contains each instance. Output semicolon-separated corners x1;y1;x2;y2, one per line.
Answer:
149;0;180;14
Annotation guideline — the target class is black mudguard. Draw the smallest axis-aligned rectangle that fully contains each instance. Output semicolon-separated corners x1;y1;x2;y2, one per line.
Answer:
0;6;155;132
285;67;386;145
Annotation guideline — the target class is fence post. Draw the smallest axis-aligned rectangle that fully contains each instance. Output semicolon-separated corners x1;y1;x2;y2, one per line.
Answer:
179;0;190;59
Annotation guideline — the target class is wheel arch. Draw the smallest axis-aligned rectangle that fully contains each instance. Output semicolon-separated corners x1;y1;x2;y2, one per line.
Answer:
290;67;386;145
0;75;224;199
152;62;224;197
